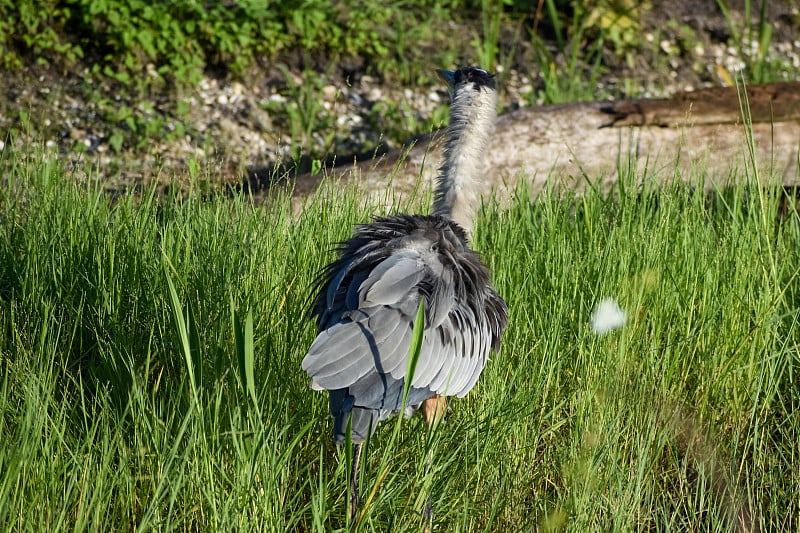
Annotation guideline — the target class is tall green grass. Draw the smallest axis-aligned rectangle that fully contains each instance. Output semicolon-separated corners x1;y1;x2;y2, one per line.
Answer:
0;148;798;531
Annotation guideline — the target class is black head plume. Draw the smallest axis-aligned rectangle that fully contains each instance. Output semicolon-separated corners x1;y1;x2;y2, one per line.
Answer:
436;67;496;91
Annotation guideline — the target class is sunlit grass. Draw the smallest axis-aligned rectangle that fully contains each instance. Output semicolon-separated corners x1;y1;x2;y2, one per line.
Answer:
0;148;798;531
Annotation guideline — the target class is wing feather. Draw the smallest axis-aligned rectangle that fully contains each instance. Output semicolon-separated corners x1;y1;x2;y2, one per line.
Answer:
450;347;474;394
457;344;486;396
410;331;443;386
369;309;411;376
305;341;374;390
302;322;364;375
447;353;471;395
360;254;425;306
428;334;458;392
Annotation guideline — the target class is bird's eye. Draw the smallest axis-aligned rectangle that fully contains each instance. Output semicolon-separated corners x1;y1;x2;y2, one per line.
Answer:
431;242;439;253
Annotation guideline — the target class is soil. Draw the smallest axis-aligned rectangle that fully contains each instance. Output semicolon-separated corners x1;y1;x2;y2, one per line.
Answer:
1;0;798;196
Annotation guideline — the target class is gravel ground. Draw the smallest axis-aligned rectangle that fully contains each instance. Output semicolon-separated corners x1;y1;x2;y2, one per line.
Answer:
2;1;798;194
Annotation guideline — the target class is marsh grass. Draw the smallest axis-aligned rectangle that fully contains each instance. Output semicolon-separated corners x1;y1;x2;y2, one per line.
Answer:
0;147;798;531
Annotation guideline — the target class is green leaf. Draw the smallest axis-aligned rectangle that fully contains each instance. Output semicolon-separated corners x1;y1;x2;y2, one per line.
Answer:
402;297;425;408
164;255;201;406
108;131;124;152
232;299;259;413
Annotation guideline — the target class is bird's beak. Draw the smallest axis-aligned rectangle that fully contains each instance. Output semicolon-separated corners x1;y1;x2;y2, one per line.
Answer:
435;69;456;88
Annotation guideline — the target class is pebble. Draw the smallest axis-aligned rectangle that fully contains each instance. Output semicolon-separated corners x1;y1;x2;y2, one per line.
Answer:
248;105;273;132
322;85;337;100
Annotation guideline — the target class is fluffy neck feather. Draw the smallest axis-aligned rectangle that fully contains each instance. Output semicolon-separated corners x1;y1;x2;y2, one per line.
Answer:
431;81;497;240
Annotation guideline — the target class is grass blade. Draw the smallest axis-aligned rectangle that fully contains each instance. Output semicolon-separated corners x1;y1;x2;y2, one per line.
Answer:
163;254;201;406
232;299;259;412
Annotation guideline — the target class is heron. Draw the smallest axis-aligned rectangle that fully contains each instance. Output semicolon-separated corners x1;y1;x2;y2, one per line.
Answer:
301;66;508;522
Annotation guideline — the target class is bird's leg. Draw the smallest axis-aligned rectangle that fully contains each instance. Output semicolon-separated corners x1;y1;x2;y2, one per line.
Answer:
419;395;447;427
349;442;363;522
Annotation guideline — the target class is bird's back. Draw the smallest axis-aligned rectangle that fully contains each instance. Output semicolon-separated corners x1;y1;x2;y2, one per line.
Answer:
302;213;507;443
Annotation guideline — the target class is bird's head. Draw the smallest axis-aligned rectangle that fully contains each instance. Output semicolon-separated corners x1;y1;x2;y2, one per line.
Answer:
436;67;496;95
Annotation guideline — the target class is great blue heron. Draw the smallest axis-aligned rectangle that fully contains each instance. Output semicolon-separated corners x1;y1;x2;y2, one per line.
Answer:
301;67;508;522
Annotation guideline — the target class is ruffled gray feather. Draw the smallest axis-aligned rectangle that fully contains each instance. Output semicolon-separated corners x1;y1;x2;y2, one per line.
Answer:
302;214;507;443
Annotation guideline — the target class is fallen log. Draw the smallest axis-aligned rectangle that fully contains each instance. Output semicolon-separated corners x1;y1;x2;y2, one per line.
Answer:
255;81;800;207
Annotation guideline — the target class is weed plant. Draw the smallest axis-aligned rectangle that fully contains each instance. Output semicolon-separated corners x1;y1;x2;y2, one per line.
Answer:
0;147;798;531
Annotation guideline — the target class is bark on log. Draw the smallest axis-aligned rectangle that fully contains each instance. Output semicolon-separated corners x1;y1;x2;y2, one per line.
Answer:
263;81;800;208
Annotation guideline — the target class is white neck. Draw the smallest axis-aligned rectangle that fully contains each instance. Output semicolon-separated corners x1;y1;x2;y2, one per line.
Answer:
431;82;497;239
